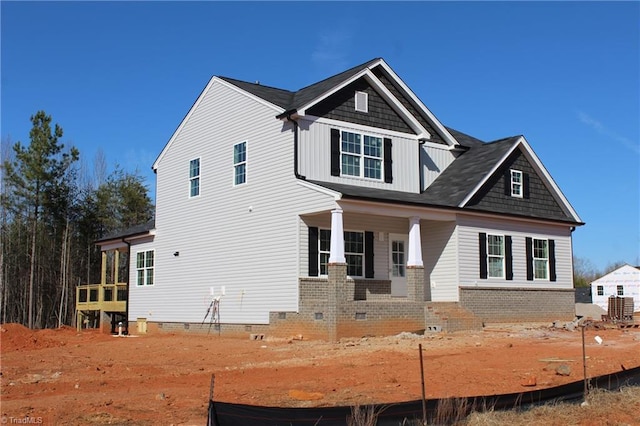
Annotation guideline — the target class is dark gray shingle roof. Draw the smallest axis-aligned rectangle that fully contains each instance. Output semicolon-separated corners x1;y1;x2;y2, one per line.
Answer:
96;219;155;244
219;58;382;116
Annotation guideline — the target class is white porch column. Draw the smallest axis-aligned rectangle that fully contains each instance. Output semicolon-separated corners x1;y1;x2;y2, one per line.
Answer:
328;208;346;263
407;216;424;267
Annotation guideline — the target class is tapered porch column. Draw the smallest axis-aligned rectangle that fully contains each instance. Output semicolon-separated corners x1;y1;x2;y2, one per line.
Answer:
327;208;347;341
407;216;425;302
328;209;346;263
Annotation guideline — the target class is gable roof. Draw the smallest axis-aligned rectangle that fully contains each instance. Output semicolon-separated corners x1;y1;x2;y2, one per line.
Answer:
307;133;583;225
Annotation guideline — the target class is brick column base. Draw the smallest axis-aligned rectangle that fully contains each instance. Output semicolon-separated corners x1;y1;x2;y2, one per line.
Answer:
328;263;347;342
407;266;425;302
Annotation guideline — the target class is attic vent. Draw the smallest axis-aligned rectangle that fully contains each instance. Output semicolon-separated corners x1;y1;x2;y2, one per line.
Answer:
355;91;368;113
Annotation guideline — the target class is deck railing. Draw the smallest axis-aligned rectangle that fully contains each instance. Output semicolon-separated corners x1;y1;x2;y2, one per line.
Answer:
76;283;127;312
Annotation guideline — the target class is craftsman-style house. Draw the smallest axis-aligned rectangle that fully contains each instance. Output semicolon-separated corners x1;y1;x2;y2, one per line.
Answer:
78;58;583;339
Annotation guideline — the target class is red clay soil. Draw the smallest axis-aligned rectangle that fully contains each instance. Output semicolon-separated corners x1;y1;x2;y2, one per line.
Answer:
1;322;639;425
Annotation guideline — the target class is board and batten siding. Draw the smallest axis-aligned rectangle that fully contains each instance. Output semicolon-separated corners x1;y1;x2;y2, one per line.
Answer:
298;118;420;193
132;81;338;325
456;215;574;291
422;220;459;302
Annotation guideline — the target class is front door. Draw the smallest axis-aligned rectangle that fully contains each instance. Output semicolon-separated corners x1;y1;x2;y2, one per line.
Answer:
389;234;408;297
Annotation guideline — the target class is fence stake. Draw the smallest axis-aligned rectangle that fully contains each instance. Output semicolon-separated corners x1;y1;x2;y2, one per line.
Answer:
419;343;427;425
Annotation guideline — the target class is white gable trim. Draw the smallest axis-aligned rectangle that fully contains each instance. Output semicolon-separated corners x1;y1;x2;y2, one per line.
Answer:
153;77;285;170
297;180;342;200
296;62;431;140
459;136;582;223
375;61;460;147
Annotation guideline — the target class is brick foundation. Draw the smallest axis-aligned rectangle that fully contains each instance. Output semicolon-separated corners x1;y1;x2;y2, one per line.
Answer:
459;287;575;323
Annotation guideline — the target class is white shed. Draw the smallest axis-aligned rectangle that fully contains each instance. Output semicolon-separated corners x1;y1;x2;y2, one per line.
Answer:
590;264;640;314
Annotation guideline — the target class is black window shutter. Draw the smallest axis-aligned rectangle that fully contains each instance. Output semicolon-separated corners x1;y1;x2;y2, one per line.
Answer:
525;237;533;281
308;227;319;277
549;239;556;282
505;235;513;280
384;138;393;183
479;233;487;279
523;173;530;199
330;129;340;177
365;231;374;278
504;169;511;196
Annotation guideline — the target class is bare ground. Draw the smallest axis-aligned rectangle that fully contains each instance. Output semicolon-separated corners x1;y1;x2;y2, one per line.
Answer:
1;323;639;425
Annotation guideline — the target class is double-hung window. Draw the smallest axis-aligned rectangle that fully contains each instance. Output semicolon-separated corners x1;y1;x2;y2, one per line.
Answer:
511;169;523;197
189;158;200;197
597;285;604;296
316;229;364;277
617;285;624;296
487;235;505;278
234;142;246;185
341;131;383;180
533;238;549;280
136;250;154;286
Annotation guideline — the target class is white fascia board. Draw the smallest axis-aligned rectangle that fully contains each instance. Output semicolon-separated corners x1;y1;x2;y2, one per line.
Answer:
376;61;459;147
153;77;285;171
338;199;456;221
296;62;431;139
457;209;578;230
516;137;583;223
296;180;342;200
459;136;583;223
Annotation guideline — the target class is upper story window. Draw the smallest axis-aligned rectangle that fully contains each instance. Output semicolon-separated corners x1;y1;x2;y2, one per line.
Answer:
136;250;154;286
617;285;624;296
234;141;246;185
189;158;200;197
597;285;604;296
487;234;505;278
341;131;383;180
510;169;523;198
355;91;368;113
533;238;549;280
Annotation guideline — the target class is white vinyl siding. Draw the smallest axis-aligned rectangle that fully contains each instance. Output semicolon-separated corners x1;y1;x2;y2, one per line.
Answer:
144;80;338;325
423;221;459;301
297;118;420;192
457;215;573;290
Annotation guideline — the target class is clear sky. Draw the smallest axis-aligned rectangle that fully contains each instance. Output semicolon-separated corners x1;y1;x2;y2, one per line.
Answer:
2;1;639;272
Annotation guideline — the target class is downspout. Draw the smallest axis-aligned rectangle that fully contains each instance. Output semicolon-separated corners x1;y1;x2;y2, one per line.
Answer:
288;115;306;180
124;238;131;335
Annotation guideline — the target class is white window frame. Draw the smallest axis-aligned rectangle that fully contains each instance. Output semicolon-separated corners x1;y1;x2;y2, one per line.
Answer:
340;130;383;181
136;250;155;286
189;158;200;197
533;238;549;280
510;169;523;198
318;229;365;277
355;91;368;113
487;234;505;278
233;141;247;186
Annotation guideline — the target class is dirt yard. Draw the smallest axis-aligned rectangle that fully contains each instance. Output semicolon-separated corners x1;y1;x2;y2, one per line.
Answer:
1;323;639;425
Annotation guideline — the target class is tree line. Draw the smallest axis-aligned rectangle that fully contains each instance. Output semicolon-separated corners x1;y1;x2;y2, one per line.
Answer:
1;111;153;329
